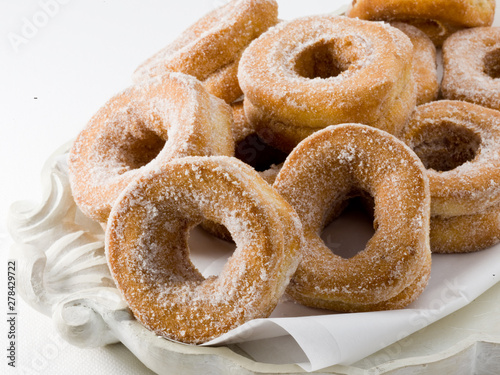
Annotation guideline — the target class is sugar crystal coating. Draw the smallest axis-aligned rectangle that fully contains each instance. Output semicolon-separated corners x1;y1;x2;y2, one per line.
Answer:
238;15;416;152
442;27;500;111
105;156;303;344
347;0;496;46
68;72;234;223
133;0;279;103
274;124;432;312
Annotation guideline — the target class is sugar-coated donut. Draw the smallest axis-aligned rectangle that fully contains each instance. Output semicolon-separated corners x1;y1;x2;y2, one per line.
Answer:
401;100;500;218
441;27;500;111
105;156;303;344
273;124;431;311
347;0;496;46
199;100;287;242
238;15;416;153
431;205;500;253
231;100;254;143
201;126;288;242
401;100;500;253
68;73;234;223
391;22;438;105
133;0;279;103
202;57;243;105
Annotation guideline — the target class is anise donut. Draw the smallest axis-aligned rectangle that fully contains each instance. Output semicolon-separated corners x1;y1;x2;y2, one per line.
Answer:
68;72;234;223
401;100;500;217
105;156;303;344
441;27;500;111
273;124;431;311
133;0;279;103
347;0;496;46
391;22;438;105
401;100;500;252
238;15;416;153
430;205;500;253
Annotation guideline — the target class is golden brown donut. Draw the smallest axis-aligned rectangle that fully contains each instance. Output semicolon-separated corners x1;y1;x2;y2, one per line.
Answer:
273;124;431;312
401;100;500;218
401;100;500;253
68;72;234;223
238;15;416;153
230;100;288;182
133;0;279;103
391;22;438;105
441;27;500;111
231;100;254;143
202;57;243;105
201;124;287;242
105;156;303;344
431;205;500;253
347;0;496;46
293;251;432;312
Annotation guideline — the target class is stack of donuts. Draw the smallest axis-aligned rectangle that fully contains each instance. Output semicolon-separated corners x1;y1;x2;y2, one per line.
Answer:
67;0;500;344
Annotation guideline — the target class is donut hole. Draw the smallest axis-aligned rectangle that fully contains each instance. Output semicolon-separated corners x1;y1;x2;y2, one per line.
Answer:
235;133;288;172
123;130;166;169
294;40;351;79
412;123;481;171
484;48;500;79
139;207;236;280
188;225;235;278
99;126;166;171
321;194;375;259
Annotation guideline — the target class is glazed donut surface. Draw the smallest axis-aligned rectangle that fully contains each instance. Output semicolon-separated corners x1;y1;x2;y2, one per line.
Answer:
441;27;500;111
133;0;279;103
273;124;431;311
68;72;234;223
347;0;496;46
105;156;303;344
238;15;416;152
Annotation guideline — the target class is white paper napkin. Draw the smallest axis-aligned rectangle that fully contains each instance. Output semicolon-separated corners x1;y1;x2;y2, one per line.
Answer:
192;227;500;372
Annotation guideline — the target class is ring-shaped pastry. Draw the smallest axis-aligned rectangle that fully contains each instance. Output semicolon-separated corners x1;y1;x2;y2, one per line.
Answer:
391;22;438;105
231;100;255;143
347;0;496;46
200;104;287;242
431;204;500;253
238;15;416;152
105;156;303;344
133;0;279;103
401;100;500;217
68;72;234;223
441;27;500;111
273;124;431;311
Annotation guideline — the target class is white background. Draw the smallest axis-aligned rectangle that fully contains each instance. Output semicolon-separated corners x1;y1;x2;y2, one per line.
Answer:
1;1;351;374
